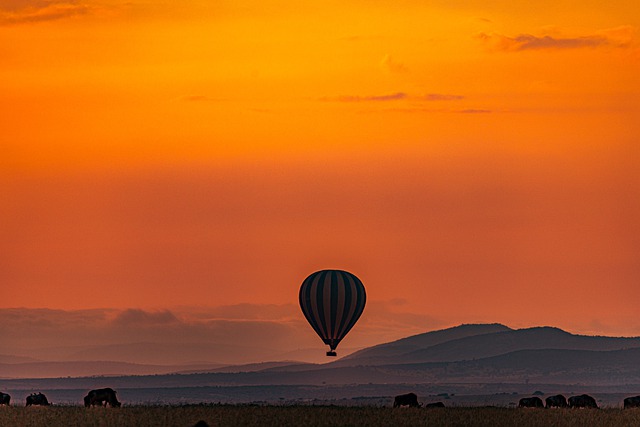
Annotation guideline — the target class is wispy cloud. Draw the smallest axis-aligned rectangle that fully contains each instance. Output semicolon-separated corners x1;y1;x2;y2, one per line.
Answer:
477;26;637;52
322;92;408;102
478;33;608;51
422;94;465;101
0;1;93;25
321;92;465;103
321;92;474;114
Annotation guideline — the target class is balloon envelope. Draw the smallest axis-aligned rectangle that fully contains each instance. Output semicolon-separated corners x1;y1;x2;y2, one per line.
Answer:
299;269;366;355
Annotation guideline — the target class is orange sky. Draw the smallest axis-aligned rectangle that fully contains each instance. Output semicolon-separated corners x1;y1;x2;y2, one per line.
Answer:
2;0;640;339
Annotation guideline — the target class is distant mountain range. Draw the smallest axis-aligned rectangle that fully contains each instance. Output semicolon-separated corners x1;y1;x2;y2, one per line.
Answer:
3;323;640;388
333;323;640;366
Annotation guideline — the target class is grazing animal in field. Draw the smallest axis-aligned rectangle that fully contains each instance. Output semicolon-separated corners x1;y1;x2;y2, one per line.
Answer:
425;401;445;408
25;392;50;406
518;397;544;408
84;388;121;407
568;394;598;408
624;396;640;409
0;392;10;405
393;393;420;408
545;394;568;408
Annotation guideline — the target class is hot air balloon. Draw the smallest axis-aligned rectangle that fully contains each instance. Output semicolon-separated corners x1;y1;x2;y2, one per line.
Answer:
299;269;366;356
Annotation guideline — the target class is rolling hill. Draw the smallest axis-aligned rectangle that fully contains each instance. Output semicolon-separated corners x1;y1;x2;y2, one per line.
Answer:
334;325;640;366
333;323;513;366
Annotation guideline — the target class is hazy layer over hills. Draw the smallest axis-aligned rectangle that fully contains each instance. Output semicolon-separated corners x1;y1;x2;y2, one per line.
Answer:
0;306;388;369
3;323;640;386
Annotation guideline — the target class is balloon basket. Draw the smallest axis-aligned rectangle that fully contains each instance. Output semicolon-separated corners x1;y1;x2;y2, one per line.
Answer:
326;351;337;357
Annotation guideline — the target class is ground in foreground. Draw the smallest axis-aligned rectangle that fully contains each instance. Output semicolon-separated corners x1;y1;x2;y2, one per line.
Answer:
2;405;640;427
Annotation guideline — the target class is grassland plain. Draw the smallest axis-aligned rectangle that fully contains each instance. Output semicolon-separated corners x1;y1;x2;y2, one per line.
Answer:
2;405;640;427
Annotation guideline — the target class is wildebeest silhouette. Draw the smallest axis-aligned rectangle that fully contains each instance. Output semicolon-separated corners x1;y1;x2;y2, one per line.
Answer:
393;393;420;408
624;396;640;409
518;397;544;408
84;388;121;407
425;401;445;408
0;392;10;405
568;394;598;408
26;392;49;406
545;394;568;408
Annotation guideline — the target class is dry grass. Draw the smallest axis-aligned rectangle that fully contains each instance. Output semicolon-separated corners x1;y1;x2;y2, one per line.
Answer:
1;405;640;427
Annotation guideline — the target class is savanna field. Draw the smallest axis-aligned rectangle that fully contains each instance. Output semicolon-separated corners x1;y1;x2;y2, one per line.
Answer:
2;405;640;427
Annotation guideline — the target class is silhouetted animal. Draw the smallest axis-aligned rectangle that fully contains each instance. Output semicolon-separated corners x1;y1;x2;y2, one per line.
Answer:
425;401;445;408
568;394;598;408
393;393;420;408
193;421;210;427
545;394;568;408
624;396;640;409
26;392;49;406
518;397;544;408
84;388;121;407
0;392;10;405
